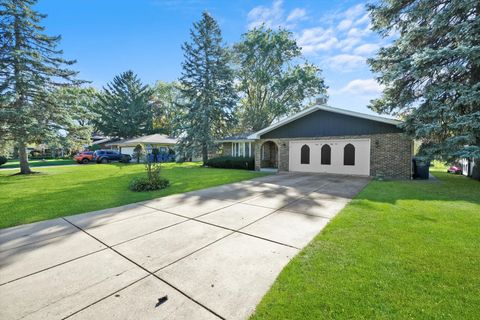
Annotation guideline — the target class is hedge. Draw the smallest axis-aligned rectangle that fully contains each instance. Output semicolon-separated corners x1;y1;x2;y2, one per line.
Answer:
205;156;254;170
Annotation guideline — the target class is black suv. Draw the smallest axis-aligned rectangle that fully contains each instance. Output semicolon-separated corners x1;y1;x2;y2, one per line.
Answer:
93;150;131;164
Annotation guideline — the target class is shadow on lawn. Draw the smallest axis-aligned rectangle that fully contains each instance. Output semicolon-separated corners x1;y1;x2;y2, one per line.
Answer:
354;171;480;206
0;171;370;284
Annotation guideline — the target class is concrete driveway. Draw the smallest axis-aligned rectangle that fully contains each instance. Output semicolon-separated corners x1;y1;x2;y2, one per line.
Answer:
0;173;369;320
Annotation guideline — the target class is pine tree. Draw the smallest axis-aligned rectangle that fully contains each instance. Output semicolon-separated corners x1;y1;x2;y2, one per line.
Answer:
93;71;154;139
368;0;480;160
0;0;80;174
177;12;237;164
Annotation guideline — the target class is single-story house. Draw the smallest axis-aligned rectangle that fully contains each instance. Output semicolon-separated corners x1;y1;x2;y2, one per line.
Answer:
217;104;414;179
460;157;477;178
105;134;178;157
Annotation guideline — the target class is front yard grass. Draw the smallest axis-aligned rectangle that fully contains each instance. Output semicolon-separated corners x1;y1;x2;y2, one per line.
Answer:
251;170;480;320
1;158;76;169
0;162;267;229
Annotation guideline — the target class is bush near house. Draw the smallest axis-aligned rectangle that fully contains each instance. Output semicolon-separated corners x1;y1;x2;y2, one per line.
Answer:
0;156;7;167
129;176;169;191
0;162;268;228
206;156;254;170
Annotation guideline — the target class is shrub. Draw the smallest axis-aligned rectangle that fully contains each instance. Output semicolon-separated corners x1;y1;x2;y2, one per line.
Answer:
130;157;169;191
205;156;254;170
129;176;170;192
0;156;7;166
133;144;144;164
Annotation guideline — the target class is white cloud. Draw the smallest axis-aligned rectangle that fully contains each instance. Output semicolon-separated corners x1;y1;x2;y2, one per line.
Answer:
287;8;307;22
337;79;383;95
353;43;379;55
336;24;373;52
344;4;364;20
247;0;284;29
354;13;370;26
326;54;365;71
297;27;338;54
347;27;370;38
247;0;307;29
292;3;377;56
337;37;362;52
337;19;352;31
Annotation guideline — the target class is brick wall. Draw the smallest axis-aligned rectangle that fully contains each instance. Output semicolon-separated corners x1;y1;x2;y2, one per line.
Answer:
254;133;413;179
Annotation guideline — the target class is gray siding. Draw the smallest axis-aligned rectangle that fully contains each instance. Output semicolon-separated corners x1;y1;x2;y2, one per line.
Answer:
261;109;403;139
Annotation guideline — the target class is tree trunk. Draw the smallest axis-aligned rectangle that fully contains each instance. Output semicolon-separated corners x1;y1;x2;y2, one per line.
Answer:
202;143;208;165
18;140;32;174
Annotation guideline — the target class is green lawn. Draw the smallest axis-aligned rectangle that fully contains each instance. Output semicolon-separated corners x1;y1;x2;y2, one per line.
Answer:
251;170;480;320
0;162;266;229
1;158;76;169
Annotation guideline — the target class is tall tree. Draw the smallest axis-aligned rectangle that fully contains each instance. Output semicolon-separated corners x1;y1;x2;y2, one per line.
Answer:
93;71;154;139
0;0;79;174
151;81;181;135
368;0;480;160
41;87;97;154
234;26;327;132
177;12;237;164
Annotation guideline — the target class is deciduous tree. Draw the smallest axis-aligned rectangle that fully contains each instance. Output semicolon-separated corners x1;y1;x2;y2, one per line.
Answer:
151;81;181;135
234;26;327;132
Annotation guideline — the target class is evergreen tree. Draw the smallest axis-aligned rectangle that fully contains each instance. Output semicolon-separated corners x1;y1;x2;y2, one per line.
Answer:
42;87;97;153
0;0;79;174
368;0;480;160
177;12;237;164
234;26;327;132
93;71;154;139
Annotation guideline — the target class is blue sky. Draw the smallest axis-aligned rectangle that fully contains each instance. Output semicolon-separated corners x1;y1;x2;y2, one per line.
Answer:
36;0;390;115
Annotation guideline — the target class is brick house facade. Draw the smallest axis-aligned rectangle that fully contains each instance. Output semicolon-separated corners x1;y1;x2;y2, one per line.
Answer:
253;133;412;179
218;105;414;179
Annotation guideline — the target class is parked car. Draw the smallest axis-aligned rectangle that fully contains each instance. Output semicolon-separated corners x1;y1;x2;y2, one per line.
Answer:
74;151;94;164
447;165;462;174
93;150;132;164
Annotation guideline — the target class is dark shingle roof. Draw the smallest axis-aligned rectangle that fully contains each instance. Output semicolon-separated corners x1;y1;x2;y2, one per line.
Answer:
216;133;255;142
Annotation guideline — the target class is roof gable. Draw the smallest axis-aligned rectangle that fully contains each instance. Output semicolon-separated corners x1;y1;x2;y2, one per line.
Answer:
107;134;178;146
248;105;402;139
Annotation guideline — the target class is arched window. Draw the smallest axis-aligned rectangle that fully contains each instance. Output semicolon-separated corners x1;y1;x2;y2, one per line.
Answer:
344;143;355;166
300;144;310;164
321;144;331;165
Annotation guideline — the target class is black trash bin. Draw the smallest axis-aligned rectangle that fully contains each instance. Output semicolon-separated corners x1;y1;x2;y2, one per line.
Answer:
412;158;430;179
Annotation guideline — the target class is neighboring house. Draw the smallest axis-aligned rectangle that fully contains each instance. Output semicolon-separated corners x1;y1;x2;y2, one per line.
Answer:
105;134;178;157
460;157;476;177
217;104;414;179
89;137;116;150
218;133;255;158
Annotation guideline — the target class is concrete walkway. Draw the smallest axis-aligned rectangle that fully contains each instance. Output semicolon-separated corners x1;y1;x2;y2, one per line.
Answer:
0;173;370;320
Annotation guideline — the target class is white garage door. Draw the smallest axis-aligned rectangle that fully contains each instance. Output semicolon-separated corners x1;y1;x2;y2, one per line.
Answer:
289;139;370;176
120;147;135;157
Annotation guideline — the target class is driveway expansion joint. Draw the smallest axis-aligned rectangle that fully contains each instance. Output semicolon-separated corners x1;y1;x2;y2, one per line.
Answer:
1;173;370;320
61;217;227;320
